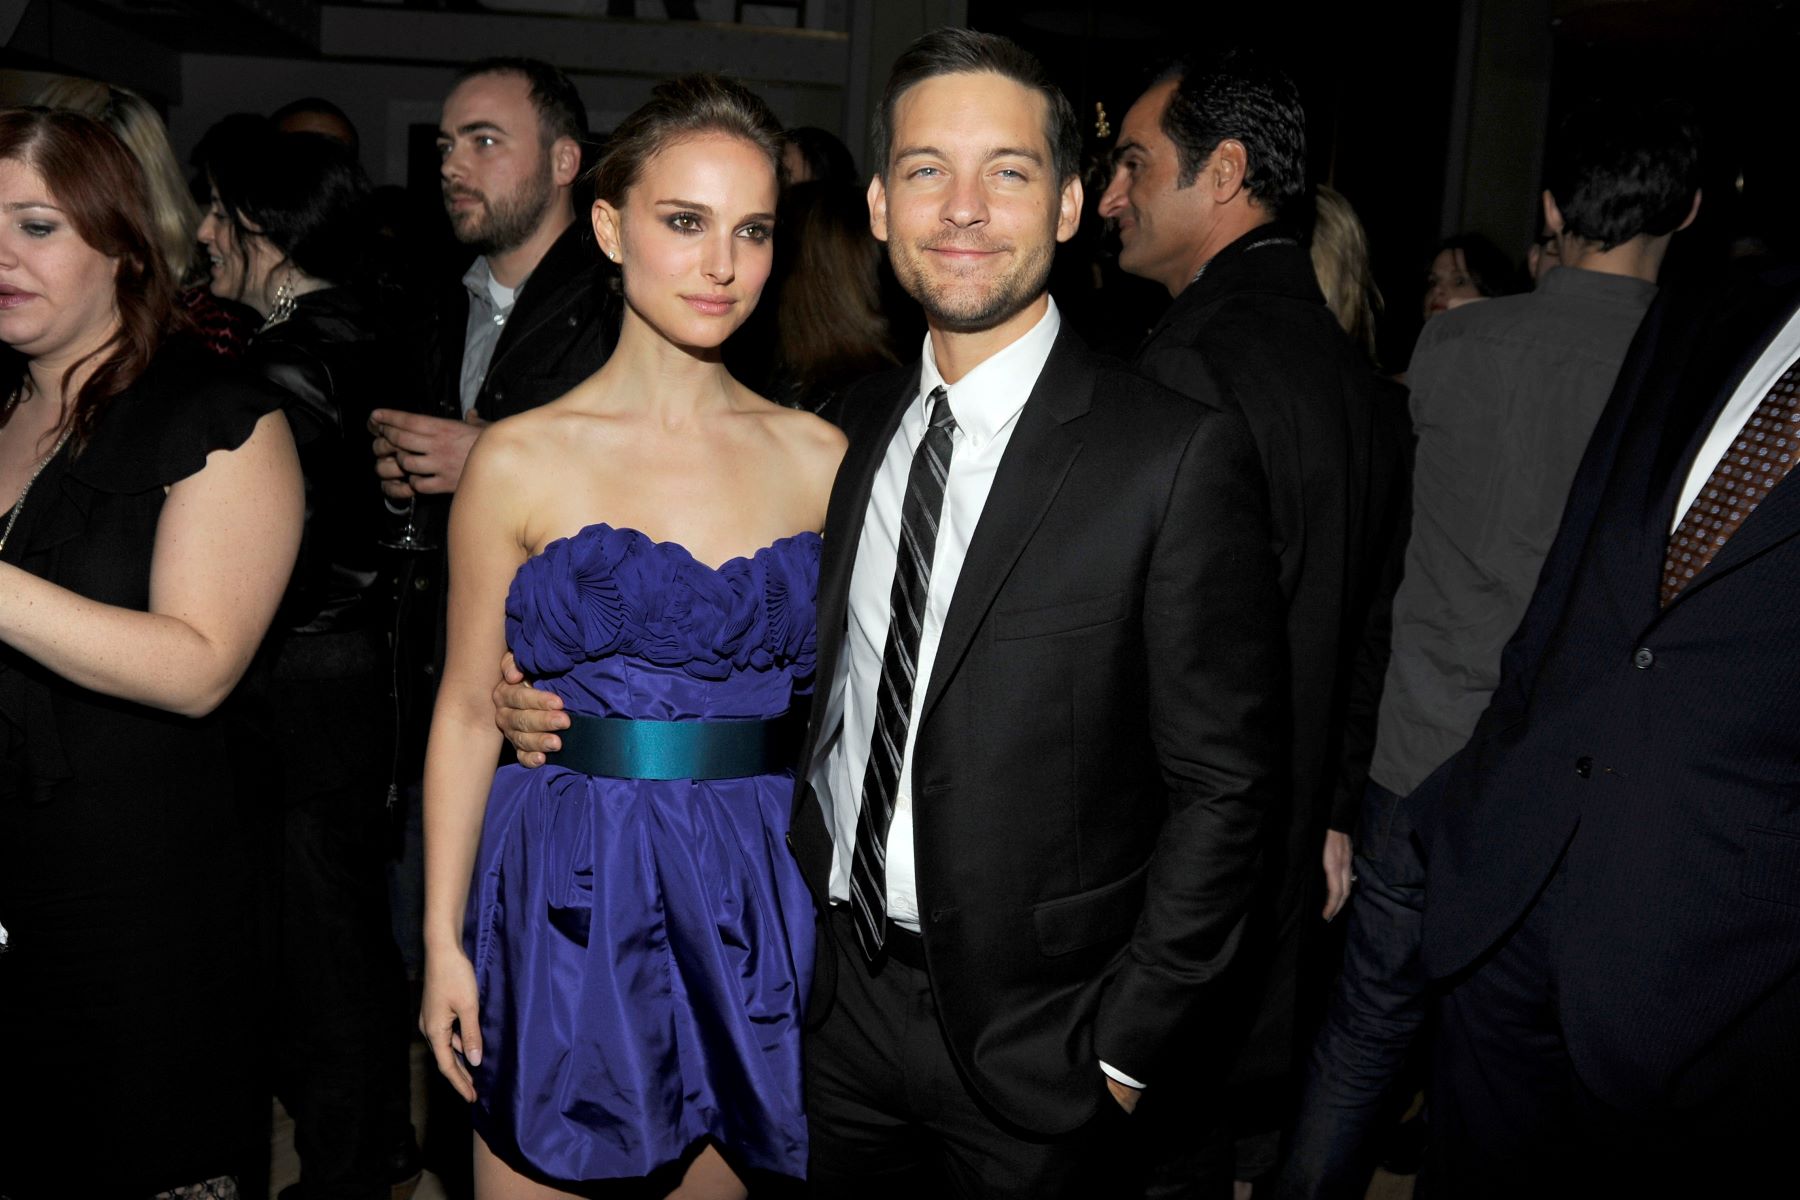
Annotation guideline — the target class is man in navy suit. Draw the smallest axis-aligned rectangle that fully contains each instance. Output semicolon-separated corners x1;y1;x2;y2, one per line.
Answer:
1285;263;1800;1196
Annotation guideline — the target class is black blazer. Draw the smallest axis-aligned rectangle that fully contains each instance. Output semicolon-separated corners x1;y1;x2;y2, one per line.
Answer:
1134;226;1411;1086
789;325;1289;1134
1413;264;1800;1110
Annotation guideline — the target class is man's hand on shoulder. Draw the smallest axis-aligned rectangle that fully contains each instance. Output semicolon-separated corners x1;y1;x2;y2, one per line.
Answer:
493;651;569;766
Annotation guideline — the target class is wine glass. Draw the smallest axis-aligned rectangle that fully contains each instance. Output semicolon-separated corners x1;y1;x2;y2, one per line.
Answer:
381;493;438;552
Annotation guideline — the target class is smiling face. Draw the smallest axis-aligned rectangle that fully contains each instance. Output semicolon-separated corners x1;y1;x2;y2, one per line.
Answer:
0;156;121;367
869;70;1080;336
438;72;559;256
593;131;778;352
196;187;284;313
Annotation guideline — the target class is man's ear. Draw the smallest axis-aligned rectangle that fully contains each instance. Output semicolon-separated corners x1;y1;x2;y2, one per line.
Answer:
867;171;890;244
1542;189;1565;236
1056;175;1083;244
1210;139;1250;204
551;136;582;189
1677;189;1702;233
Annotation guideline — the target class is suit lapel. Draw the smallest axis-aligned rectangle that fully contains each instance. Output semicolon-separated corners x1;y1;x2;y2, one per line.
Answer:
1646;280;1800;618
800;365;918;776
918;329;1093;726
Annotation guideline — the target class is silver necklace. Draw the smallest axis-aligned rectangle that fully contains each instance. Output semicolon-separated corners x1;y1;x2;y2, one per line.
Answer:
0;420;73;556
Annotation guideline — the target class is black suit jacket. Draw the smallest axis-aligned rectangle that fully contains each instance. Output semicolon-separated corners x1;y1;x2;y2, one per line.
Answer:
1414;264;1800;1110
1134;226;1411;1086
789;324;1289;1134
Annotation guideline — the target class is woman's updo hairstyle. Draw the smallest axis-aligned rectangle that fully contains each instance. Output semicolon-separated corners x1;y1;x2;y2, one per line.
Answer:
589;74;785;208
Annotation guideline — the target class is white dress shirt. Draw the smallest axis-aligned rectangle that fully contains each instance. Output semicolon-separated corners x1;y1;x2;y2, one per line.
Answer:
819;298;1060;928
1671;302;1800;531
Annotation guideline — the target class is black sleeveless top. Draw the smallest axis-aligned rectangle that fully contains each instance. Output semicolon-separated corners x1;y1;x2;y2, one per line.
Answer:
0;342;286;1195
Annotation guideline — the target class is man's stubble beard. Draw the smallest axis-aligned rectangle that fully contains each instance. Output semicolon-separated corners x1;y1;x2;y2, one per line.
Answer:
887;234;1056;334
447;154;555;258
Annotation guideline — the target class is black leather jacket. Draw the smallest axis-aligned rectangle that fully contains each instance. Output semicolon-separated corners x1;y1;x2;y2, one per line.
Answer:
245;285;396;636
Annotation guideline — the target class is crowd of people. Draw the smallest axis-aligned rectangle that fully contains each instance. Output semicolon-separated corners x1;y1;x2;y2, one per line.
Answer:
0;21;1795;1200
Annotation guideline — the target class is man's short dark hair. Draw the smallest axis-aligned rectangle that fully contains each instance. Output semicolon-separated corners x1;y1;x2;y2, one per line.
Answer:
270;96;360;154
1545;99;1699;251
872;27;1081;185
455;57;589;146
1154;48;1307;216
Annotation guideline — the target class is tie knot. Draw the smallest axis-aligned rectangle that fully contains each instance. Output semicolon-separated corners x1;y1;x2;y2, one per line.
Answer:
927;385;957;434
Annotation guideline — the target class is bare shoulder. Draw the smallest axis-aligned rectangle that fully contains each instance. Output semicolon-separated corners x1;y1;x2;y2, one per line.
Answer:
767;402;848;463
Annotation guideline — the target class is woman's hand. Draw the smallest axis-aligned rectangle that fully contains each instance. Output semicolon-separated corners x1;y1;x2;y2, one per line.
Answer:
420;947;483;1102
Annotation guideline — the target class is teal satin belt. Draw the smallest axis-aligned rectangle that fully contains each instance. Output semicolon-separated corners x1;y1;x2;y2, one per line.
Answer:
543;711;803;780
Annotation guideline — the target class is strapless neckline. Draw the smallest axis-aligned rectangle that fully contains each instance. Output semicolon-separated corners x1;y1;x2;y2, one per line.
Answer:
535;522;821;574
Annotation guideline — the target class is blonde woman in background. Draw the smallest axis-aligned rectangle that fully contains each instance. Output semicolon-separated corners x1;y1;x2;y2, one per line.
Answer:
33;77;257;356
1310;184;1384;368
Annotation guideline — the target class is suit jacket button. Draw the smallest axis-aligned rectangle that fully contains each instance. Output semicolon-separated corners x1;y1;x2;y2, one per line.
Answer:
1633;647;1654;670
1575;756;1593;779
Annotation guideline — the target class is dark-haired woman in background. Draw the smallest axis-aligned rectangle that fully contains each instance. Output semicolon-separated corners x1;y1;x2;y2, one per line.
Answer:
769;180;900;412
196;123;419;1200
1421;231;1517;321
0;108;302;1198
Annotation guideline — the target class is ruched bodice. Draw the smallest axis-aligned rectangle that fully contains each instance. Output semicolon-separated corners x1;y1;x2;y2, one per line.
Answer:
505;523;820;721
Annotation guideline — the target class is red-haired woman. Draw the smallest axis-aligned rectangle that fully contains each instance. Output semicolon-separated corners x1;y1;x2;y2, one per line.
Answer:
0;109;303;1198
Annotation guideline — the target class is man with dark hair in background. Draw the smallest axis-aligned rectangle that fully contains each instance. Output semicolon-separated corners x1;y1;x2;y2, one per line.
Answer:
365;58;617;1194
369;56;617;813
1280;99;1703;1198
1098;50;1410;1194
272;96;360;155
1369;99;1700;838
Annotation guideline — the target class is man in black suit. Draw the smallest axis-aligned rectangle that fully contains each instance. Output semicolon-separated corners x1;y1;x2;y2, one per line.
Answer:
496;29;1287;1198
1288;266;1800;1195
1098;50;1410;1189
1415;263;1800;1191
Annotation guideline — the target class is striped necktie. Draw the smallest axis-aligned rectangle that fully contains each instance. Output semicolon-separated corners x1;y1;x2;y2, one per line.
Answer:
848;386;956;961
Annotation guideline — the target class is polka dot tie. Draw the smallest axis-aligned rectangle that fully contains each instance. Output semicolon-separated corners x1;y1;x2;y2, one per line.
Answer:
1662;360;1800;605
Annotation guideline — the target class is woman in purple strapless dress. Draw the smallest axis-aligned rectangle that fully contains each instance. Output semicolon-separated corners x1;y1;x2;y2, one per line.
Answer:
418;75;845;1198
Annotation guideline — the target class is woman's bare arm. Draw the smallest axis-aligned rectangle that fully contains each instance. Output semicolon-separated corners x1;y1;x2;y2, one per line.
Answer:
420;426;534;1097
0;410;303;718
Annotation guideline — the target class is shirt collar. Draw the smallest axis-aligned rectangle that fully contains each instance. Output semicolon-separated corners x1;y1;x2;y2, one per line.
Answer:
917;298;1061;448
462;256;525;311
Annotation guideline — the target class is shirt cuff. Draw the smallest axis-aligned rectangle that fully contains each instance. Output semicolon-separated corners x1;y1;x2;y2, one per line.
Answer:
1099;1061;1146;1090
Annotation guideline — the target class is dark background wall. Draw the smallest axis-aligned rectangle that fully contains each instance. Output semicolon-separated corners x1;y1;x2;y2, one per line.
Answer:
5;0;1798;364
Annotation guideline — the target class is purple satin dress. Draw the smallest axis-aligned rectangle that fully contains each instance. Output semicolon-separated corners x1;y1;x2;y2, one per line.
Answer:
465;523;819;1182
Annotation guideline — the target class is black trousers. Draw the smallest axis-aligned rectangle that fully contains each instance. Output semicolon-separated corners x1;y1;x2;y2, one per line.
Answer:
805;907;1140;1200
264;644;414;1200
1430;850;1800;1196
